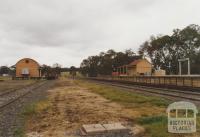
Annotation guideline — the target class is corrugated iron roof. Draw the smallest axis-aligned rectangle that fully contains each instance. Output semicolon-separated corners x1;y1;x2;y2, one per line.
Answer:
129;59;151;66
114;58;151;68
129;59;141;66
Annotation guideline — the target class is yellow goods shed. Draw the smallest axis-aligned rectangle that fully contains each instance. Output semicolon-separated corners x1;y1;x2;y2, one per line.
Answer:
15;58;41;78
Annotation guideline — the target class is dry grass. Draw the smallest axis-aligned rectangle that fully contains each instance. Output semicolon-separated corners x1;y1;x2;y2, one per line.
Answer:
75;80;200;137
0;76;11;81
0;80;37;92
24;79;200;137
25;80;132;137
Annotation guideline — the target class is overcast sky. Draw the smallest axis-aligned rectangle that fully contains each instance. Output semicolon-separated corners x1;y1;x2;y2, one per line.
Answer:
0;0;200;67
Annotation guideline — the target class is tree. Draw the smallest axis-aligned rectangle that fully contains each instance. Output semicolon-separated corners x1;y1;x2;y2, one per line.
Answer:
80;49;141;76
0;66;10;75
139;24;200;74
69;66;77;78
52;63;62;76
40;64;60;79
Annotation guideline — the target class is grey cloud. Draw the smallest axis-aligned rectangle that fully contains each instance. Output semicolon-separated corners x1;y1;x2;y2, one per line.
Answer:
0;0;159;47
0;0;200;66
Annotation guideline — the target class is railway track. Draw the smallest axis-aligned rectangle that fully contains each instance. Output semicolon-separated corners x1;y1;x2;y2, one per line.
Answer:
0;81;47;110
0;81;40;97
90;79;200;102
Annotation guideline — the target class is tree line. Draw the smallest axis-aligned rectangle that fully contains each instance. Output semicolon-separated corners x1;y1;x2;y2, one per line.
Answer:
0;64;63;78
80;49;142;76
0;66;14;76
80;24;200;76
0;64;79;78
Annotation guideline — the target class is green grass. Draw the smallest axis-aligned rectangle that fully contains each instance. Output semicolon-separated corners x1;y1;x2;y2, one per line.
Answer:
13;103;38;137
22;103;37;116
76;80;170;107
75;80;200;137
137;115;200;137
14;100;50;137
0;76;11;81
14;128;26;137
22;100;50;117
137;115;167;125
137;115;169;137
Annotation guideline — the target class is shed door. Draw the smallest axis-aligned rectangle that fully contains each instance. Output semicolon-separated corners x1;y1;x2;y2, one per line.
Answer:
22;68;29;75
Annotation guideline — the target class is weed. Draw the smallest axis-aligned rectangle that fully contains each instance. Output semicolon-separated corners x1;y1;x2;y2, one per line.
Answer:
14;127;26;137
76;80;170;107
137;115;167;125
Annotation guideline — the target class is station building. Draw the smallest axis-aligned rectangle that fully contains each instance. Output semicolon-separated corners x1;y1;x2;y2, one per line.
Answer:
112;59;152;76
15;58;41;78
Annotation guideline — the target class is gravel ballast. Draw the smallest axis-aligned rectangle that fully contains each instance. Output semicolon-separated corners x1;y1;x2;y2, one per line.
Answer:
0;80;56;137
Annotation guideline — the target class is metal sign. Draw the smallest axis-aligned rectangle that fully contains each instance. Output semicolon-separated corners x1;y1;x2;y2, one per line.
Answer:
167;101;198;133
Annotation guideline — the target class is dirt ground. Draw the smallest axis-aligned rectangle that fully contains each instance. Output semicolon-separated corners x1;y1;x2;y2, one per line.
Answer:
25;79;149;137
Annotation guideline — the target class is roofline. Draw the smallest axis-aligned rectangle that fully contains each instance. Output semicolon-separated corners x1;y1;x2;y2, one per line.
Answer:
128;58;151;66
15;58;40;66
113;58;152;68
